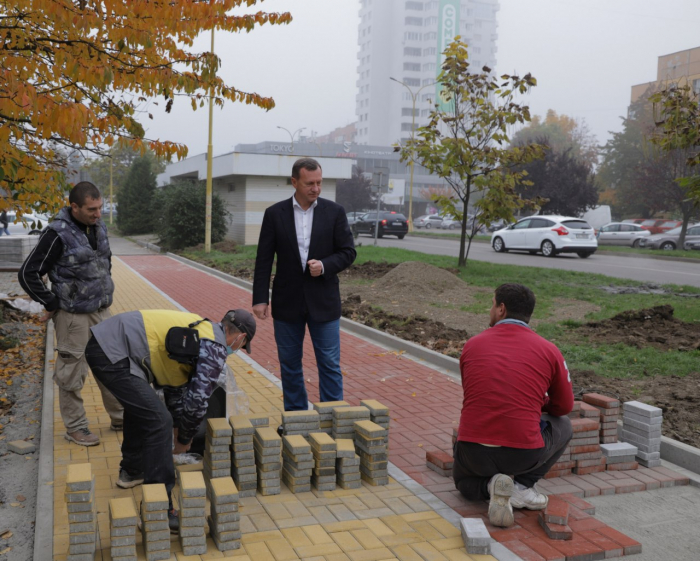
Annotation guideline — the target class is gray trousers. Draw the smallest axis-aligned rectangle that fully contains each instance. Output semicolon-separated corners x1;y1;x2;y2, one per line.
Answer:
53;308;123;432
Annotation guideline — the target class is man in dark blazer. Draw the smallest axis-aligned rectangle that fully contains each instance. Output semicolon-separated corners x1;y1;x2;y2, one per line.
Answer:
253;158;356;412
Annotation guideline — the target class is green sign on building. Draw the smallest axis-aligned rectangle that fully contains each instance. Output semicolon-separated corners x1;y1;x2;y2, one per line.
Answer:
436;0;460;111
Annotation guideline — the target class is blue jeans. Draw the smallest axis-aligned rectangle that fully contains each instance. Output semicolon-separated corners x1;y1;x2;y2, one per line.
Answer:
0;227;9;235
273;318;343;411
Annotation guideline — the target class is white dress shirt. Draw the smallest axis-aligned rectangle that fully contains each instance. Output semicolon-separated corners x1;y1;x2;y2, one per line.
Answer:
292;195;319;272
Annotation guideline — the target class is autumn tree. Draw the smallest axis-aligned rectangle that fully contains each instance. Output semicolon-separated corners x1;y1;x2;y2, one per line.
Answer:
649;83;700;246
511;110;599;169
336;166;372;215
401;38;545;266
0;1;291;218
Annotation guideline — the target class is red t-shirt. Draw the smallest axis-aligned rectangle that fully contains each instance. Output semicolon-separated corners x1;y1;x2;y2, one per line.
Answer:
458;323;573;449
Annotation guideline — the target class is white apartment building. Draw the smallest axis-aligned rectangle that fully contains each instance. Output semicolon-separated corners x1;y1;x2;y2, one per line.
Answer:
355;0;500;146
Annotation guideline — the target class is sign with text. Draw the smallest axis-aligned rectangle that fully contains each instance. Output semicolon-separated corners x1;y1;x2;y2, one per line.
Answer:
436;0;460;112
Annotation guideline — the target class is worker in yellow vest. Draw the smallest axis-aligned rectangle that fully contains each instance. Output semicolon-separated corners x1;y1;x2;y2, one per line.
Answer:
85;308;256;532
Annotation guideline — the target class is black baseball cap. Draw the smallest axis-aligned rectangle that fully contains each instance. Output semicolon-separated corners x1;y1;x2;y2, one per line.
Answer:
224;309;256;354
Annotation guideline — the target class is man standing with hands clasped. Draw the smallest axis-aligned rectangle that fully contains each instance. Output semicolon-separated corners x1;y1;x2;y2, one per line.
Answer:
253;158;356;416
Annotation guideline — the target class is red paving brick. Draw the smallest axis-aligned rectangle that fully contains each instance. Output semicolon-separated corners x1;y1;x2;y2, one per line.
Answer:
118;255;695;560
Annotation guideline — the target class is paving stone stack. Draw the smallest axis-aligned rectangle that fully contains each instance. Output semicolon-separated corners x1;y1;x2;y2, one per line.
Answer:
203;417;233;482
281;409;320;437
545;442;574;478
207;477;241;552
460;517;491;556
582;393;620;444
335;439;361;489
566;401;581;419
309;431;337;491
360;399;390;447
140;484;170;561
229;415;257;497
108;498;138;561
246;413;270;428
426;450;454;477
312;400;351;434
254;426;282;496
621;401;663;468
332;405;370;440
177;472;207;556
65;463;97;561
354;420;389;485
538;496;573;541
600;442;639;471
570;417;605;475
281;435;313;493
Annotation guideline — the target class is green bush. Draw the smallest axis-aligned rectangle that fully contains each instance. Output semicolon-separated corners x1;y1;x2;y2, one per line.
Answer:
153;181;229;250
117;155;157;235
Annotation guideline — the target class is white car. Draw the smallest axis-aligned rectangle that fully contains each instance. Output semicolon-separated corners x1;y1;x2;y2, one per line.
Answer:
3;212;51;235
597;222;651;247
491;215;598;258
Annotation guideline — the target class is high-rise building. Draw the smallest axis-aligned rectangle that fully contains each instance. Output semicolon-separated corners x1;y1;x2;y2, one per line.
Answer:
631;46;700;104
355;0;500;146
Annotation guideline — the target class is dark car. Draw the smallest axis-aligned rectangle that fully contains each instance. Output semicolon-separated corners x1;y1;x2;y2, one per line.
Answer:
353;211;408;239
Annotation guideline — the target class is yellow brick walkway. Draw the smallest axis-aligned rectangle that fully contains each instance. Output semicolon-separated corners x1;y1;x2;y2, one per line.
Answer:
51;258;495;561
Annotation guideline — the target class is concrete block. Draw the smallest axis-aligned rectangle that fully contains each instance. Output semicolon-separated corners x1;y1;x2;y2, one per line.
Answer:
254;427;282;447
66;463;92;491
460;517;491;547
141;484;169;511
109;497;138;527
359;399;390;416
600;442;638;457
312;401;351;414
207;417;233;437
623;401;663;418
178;496;206;508
228;416;254;435
282;410;320;423
332;406;370;419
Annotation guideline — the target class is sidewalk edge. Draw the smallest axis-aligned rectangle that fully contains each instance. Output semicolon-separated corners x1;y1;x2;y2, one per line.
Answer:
165;252;461;377
33;321;54;561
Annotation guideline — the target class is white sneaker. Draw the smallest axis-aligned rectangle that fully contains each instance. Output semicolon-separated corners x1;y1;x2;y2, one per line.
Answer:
510;482;548;510
487;474;514;527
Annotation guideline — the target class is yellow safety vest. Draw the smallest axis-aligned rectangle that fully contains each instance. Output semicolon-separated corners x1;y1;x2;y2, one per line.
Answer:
141;310;217;387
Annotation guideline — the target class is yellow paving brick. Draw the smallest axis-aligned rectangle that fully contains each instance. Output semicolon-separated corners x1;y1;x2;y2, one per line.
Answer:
441;550;477;561
409;542;448;561
346;548;393;561
426;520;460;539
431;538;465;552
379;516;414;535
326;554;352;561
301;524;334;545
362;519;394;537
350;529;384;550
244;542;275;561
267;538;300;561
176;552;204;560
331;531;364;553
322;521;368;534
408;521;444;542
389;544;425;561
401;512;439;523
264;502;292;520
200;549;225;560
281;528;313;548
293;544;343;558
379;533;424;548
241;530;285;544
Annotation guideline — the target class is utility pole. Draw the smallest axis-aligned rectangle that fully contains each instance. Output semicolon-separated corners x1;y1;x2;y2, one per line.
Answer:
204;25;215;253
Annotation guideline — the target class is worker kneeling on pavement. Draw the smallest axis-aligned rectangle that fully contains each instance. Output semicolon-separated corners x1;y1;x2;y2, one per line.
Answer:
453;283;574;528
85;308;256;530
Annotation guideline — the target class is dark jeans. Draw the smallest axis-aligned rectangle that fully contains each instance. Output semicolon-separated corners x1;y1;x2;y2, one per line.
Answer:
453;414;573;501
273;317;343;411
84;336;175;500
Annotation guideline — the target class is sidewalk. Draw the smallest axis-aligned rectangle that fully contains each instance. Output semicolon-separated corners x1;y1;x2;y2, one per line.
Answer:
44;239;700;561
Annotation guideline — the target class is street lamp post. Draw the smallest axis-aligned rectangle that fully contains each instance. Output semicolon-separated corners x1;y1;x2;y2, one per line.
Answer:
204;25;215;254
390;77;435;232
277;126;306;152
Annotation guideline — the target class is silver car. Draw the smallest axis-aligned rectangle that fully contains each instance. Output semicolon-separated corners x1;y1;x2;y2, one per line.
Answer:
597;222;651;248
4;211;50;235
639;223;700;250
414;214;443;229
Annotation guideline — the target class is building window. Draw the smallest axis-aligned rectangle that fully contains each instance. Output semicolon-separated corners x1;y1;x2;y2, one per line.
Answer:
423;47;436;56
424;31;437;40
424;16;437;26
401;123;416;131
404;31;422;41
402;108;419;116
473;2;494;19
402;92;412;101
423;62;436;72
694;79;700;96
422;78;434;86
403;77;420;86
405;1;423;9
405;17;423;25
403;62;421;71
404;47;422;56
422;93;433;102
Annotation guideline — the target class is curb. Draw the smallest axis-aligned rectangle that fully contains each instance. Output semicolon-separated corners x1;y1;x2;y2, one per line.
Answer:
133;239;164;253
166;252;700;476
33;321;54;561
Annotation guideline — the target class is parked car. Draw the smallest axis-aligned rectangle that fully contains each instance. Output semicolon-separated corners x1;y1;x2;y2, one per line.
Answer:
685;239;700;250
596;222;651;248
353;211;408;239
491;215;597;258
622;218;646;225
638;218;682;235
439;215;460;230
639;224;700;250
414;214;443;229
346;212;366;227
4;211;51;235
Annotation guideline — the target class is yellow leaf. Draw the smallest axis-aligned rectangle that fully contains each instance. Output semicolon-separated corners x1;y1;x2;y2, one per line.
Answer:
411;393;416;397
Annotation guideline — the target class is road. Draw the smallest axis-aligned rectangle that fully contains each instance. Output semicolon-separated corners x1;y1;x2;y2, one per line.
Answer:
355;234;700;288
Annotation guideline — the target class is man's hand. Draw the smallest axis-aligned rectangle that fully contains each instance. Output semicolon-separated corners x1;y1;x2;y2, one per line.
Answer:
307;259;323;277
173;428;191;454
41;309;57;322
253;303;269;320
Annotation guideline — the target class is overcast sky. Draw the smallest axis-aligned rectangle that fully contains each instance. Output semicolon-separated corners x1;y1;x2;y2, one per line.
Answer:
143;0;700;159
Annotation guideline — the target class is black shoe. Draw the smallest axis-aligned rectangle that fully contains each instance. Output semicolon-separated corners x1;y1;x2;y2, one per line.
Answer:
116;469;145;489
168;509;179;534
277;424;284;437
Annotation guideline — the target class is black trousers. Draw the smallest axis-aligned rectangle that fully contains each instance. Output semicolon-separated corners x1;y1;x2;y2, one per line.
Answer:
453;414;573;501
85;336;176;501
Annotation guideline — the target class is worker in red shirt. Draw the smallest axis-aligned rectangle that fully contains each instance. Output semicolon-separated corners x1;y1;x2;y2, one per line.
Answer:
453;283;574;528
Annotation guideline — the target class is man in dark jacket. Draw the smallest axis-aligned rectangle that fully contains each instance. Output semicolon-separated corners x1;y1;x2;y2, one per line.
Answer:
252;158;356;412
18;182;123;446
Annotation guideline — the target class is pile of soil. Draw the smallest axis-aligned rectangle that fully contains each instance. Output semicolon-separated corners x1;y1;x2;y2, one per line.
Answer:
572;370;700;448
341;294;468;358
576;305;700;352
